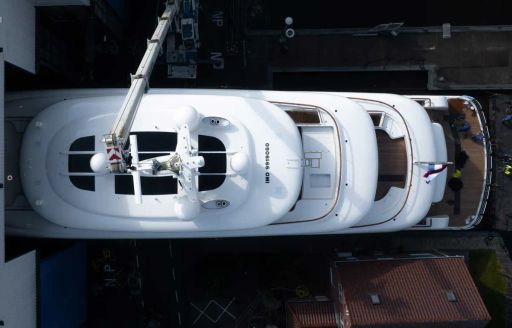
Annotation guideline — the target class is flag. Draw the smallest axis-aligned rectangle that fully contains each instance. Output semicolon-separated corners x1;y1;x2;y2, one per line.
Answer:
423;163;448;184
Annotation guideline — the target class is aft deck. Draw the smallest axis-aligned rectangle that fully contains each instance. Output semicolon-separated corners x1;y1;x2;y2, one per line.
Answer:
426;98;489;227
375;96;490;229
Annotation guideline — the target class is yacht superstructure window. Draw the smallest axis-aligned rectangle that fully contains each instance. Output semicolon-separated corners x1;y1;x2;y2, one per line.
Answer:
68;135;95;191
370;113;383;127
68;154;94;173
68;133;228;194
69;176;95;192
115;175;178;195
198;135;227;191
69;136;95;151
120;132;226;194
125;131;177;152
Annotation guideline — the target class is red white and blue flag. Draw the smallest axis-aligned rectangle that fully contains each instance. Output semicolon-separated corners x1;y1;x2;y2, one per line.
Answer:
422;163;448;184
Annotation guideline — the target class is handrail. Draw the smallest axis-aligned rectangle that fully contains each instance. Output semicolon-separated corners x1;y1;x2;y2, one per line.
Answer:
455;96;493;229
411;96;492;230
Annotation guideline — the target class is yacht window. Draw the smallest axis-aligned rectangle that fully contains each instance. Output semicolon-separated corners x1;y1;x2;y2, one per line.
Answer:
68;154;93;173
370;113;383;127
199;153;226;173
119;133;226;195
125;132;177;152
68;133;228;194
68;135;95;191
198;175;225;192
198;135;226;190
138;153;167;161
70;176;95;192
198;135;225;151
115;175;178;195
69;136;94;151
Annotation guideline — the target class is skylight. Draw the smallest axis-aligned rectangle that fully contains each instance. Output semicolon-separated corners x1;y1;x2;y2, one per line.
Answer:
370;293;381;305
445;290;457;302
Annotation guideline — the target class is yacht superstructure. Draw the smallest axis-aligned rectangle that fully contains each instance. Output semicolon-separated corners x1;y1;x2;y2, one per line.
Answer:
4;89;491;238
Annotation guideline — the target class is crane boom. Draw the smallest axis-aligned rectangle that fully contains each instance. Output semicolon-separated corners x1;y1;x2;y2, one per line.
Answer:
104;1;179;172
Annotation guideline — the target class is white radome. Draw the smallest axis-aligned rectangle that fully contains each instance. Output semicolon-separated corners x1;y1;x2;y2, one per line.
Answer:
174;196;200;220
90;153;108;174
230;152;250;174
174;105;200;131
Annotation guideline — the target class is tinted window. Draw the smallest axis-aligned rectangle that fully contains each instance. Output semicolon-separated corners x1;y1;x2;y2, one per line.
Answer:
198;175;225;192
69;136;95;151
199;153;227;173
69;133;227;194
68;154;93;173
115;175;178;195
198;135;226;151
69;136;95;191
70;176;95;191
126;132;177;152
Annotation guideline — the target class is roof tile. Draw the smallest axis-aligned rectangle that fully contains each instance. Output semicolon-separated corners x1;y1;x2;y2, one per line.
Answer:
335;257;491;326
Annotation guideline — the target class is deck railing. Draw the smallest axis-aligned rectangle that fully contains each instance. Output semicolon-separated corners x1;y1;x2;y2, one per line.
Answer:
411;95;493;230
457;96;493;229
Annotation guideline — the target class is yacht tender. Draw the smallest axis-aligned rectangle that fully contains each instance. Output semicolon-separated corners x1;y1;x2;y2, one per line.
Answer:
4;89;491;238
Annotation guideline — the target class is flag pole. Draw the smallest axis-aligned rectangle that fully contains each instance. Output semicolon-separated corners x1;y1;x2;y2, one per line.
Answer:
413;161;453;165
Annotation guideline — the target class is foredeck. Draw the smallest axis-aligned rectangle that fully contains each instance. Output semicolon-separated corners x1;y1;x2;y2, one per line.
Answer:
426;98;488;227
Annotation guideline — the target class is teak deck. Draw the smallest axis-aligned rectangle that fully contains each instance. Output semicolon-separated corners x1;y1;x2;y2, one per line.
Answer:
375;99;486;227
375;130;407;201
427;99;486;227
